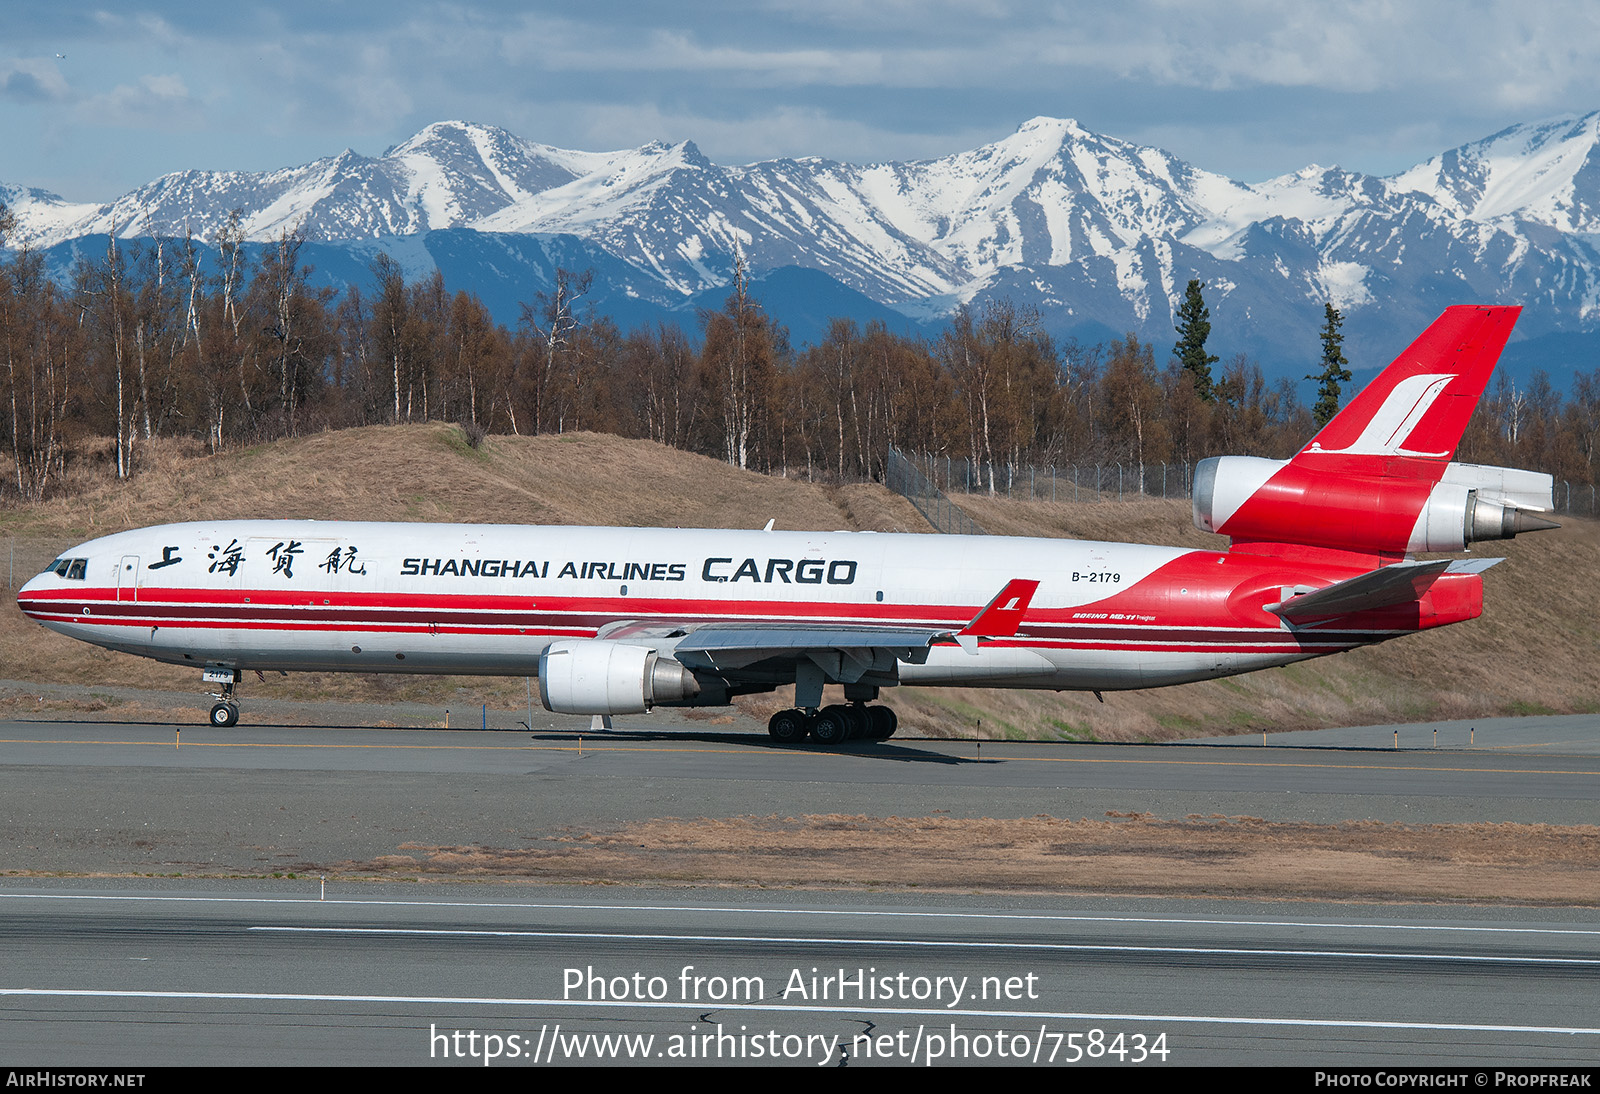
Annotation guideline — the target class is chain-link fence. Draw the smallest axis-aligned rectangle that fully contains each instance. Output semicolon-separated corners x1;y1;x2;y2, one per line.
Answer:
885;448;987;534
1553;481;1598;517
894;452;1196;504
889;449;1598;520
2;537;70;591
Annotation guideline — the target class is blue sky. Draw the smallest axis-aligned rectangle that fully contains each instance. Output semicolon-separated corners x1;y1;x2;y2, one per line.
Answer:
5;1;1599;200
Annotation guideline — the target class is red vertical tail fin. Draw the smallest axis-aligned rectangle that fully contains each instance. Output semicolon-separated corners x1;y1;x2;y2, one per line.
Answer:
1298;305;1520;473
1192;305;1553;556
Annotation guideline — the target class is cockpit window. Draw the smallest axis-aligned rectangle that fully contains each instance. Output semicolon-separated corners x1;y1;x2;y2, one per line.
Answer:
42;557;88;580
66;559;87;580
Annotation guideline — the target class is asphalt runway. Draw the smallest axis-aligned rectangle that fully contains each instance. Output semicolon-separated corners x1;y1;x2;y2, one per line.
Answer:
2;713;1598;1067
2;883;1598;1066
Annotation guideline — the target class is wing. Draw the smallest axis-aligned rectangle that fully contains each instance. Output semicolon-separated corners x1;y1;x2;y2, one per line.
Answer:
592;578;1042;698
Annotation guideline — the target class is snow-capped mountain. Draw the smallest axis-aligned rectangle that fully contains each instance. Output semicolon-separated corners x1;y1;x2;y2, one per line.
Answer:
9;113;1600;375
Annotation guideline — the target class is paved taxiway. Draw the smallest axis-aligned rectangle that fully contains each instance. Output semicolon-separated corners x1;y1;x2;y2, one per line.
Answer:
1;717;1597;877
2;713;1597;1066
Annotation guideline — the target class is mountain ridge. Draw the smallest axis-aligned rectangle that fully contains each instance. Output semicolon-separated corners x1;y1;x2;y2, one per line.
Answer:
8;113;1600;376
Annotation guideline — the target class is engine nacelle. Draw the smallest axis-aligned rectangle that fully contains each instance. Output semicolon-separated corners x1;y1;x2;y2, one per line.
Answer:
1192;456;1284;536
1193;456;1556;553
538;640;701;715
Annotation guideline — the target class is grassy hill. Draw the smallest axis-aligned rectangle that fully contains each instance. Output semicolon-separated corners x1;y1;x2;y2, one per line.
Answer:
3;424;1595;740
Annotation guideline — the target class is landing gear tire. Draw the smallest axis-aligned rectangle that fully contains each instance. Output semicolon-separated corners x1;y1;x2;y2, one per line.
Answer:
824;704;859;743
868;706;897;740
209;702;239;728
809;707;851;746
843;703;872;740
767;708;809;743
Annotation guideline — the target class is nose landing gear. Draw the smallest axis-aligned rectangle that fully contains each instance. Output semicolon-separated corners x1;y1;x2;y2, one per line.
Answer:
203;664;240;727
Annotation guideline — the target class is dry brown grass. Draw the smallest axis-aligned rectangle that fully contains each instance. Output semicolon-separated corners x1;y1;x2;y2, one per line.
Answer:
824;482;931;534
955;491;1219;547
0;426;884;536
4;425;1596;738
342;813;1600;904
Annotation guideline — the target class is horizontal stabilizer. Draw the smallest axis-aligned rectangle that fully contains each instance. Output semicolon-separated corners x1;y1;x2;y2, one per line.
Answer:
1266;560;1455;622
1444;557;1505;576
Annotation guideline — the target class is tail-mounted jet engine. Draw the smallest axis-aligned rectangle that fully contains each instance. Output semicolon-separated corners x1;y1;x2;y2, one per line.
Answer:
538;639;701;715
1192;456;1559;554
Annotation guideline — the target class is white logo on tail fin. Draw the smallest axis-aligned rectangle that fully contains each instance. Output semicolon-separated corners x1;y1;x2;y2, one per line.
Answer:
1315;372;1456;457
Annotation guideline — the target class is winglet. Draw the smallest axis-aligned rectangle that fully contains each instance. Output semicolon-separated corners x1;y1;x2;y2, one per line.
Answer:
956;579;1040;653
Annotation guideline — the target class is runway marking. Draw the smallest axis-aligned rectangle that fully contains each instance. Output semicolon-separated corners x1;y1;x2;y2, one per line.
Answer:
3;987;1597;1036
247;925;1600;966
1;735;1595;776
5;892;1599;939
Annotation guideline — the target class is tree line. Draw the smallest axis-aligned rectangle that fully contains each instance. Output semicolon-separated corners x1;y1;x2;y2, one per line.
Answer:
1;212;1596;504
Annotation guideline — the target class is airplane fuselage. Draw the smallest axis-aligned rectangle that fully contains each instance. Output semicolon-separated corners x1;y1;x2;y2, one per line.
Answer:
16;519;1482;694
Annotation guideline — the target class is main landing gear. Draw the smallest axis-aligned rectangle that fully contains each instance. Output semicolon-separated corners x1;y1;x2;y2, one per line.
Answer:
767;703;897;746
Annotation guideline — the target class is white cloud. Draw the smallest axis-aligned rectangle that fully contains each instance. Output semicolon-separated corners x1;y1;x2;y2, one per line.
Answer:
0;59;72;104
79;74;204;129
558;101;997;165
1037;0;1600;103
8;0;1600;195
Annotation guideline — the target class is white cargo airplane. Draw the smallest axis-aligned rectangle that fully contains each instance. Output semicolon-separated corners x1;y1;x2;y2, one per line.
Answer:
18;306;1556;743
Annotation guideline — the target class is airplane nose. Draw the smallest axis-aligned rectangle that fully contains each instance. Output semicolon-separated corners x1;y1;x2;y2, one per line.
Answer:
17;573;46;617
17;564;62;612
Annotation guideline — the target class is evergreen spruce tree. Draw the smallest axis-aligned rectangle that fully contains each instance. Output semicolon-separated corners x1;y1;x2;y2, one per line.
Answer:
1173;278;1218;401
1307;303;1352;427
